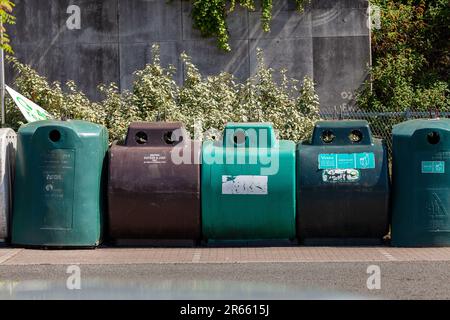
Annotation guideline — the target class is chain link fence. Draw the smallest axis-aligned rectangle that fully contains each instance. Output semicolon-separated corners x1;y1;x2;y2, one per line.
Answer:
319;110;450;157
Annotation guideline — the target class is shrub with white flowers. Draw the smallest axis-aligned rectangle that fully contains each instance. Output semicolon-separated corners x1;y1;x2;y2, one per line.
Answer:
6;44;320;143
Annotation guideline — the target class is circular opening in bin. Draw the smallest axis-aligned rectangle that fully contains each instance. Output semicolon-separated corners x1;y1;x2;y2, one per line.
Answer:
49;130;61;142
164;131;181;145
233;130;247;145
135;131;148;144
321;130;335;144
349;130;363;143
427;131;440;145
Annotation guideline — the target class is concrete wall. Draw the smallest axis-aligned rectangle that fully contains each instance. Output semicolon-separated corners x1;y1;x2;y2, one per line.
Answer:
6;0;371;111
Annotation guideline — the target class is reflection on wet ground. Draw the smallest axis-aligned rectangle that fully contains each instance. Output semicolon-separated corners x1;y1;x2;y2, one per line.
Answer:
0;279;368;300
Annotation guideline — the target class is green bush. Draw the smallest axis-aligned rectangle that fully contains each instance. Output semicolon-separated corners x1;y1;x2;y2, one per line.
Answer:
358;0;449;112
0;0;15;53
6;45;320;143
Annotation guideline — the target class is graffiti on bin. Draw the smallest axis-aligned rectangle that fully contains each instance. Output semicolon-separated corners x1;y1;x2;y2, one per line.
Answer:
222;175;268;195
322;169;360;183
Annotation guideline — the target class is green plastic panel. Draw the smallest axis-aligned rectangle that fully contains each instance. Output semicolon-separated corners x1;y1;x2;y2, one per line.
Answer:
12;120;108;247
391;119;450;247
201;123;296;241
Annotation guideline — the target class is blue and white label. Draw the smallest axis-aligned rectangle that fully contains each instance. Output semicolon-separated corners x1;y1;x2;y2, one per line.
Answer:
421;161;445;174
318;153;376;170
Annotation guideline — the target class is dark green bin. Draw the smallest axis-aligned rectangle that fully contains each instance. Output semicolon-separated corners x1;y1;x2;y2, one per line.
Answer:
297;120;390;243
391;119;450;246
12;120;108;247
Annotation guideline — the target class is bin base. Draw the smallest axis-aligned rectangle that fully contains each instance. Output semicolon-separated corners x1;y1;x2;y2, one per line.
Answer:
111;239;198;247
12;245;98;250
301;238;385;246
204;239;298;247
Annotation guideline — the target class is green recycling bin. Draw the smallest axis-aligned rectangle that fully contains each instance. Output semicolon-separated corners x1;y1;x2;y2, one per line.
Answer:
297;120;390;243
12;120;108;247
391;119;450;247
201;123;296;242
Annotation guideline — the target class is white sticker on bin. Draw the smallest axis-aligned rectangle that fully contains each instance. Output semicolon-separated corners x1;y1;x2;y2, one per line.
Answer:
222;175;268;195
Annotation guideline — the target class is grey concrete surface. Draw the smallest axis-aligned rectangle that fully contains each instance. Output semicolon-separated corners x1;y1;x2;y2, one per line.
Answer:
313;36;371;110
6;0;371;110
0;262;449;299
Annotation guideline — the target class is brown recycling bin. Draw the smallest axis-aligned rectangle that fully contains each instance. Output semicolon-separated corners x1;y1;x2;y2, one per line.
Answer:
107;122;201;243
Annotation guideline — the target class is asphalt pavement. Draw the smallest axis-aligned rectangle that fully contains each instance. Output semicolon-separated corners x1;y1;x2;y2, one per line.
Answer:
0;246;449;300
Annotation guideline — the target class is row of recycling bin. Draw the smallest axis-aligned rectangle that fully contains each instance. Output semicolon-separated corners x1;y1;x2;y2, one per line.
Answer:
0;118;449;247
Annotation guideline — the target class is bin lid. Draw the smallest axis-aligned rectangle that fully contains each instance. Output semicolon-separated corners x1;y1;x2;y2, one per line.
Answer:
125;122;190;147
18;120;108;151
393;119;450;136
223;122;277;148
311;120;373;146
18;119;106;136
0;128;16;140
0;128;17;152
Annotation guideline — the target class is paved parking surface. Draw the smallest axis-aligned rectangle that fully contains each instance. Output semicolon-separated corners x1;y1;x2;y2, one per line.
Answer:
1;247;449;299
1;246;450;265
